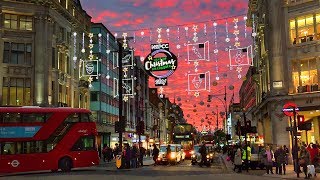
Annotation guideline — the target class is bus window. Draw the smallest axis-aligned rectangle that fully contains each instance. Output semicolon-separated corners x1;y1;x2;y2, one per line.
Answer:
80;113;90;122
1;142;16;155
72;135;95;151
3;113;21;123
22;113;51;123
66;113;79;123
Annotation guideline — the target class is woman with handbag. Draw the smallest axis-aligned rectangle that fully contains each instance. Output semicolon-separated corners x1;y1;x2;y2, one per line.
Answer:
299;146;311;179
233;148;242;173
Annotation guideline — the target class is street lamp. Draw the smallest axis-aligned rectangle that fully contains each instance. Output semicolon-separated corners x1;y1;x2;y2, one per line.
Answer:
208;86;228;132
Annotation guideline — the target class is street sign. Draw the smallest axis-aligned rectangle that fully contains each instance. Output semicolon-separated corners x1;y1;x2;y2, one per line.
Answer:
282;102;299;117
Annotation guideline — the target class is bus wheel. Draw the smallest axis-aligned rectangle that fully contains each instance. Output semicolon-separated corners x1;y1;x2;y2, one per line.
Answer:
59;157;73;172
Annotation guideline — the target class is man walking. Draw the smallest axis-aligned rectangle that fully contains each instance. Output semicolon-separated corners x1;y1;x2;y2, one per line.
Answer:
152;144;159;166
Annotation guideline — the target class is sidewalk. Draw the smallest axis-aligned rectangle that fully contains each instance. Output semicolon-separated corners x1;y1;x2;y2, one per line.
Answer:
97;156;154;170
220;154;319;180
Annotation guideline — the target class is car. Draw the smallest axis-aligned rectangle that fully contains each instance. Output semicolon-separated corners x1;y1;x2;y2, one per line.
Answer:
191;144;215;165
205;143;215;163
191;145;201;165
157;144;183;165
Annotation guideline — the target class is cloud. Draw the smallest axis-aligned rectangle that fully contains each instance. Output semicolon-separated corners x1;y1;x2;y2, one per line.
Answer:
80;0;250;129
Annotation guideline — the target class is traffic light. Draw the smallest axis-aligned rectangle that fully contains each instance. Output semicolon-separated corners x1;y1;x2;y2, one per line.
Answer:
297;115;305;130
115;117;126;133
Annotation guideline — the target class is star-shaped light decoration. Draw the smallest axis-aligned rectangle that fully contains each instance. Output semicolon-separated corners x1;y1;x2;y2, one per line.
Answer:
233;18;239;23
234;42;241;47
171;64;176;70
236;66;242;73
194;91;200;97
157;38;162;44
233;30;239;35
123;67;128;77
123;95;129;102
192;25;198;31
148;55;153;60
122;43;128;49
194;61;199;66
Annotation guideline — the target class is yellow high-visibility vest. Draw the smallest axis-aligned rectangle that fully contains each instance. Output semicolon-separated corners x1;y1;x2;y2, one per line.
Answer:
242;147;251;160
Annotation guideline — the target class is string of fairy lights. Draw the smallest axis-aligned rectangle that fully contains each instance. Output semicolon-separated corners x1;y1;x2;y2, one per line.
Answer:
74;13;257;108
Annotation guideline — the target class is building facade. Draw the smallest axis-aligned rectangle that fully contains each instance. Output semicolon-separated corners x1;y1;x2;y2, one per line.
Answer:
0;0;91;108
247;0;320;148
90;23;119;151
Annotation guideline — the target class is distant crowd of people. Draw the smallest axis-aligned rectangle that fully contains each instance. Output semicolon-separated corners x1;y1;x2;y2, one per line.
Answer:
102;143;147;168
226;142;319;179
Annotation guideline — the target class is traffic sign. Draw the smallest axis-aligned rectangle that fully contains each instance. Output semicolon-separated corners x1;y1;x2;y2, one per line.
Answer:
282;102;299;117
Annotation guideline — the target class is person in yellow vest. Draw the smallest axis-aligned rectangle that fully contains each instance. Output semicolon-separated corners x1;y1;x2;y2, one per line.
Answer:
242;144;251;170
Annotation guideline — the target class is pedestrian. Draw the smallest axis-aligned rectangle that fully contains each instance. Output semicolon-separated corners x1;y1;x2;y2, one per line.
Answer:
309;144;319;166
299;145;311;179
124;144;131;169
166;144;172;163
131;144;138;168
233;147;242;173
274;145;286;175
102;144;108;162
199;142;207;167
283;145;289;165
113;143;120;158
152;144;159;166
139;146;145;167
264;145;274;174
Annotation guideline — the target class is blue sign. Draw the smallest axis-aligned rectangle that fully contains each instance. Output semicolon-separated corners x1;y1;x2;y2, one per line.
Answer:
0;126;41;138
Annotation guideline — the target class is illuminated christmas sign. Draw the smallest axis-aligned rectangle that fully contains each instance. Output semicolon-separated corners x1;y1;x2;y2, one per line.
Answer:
144;43;178;86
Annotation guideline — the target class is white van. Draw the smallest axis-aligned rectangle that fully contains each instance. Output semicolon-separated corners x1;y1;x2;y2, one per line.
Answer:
157;144;184;164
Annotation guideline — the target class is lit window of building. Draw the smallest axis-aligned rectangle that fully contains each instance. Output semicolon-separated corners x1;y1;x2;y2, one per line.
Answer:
2;77;31;106
4;14;33;31
292;59;318;93
290;14;316;44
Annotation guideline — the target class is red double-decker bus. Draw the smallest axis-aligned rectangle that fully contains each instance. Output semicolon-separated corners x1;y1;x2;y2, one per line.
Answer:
172;123;196;159
0;106;99;174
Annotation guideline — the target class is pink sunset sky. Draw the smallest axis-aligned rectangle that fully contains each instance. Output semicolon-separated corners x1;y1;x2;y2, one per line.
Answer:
80;0;252;130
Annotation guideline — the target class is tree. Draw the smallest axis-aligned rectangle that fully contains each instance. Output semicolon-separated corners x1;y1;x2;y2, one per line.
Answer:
213;129;227;145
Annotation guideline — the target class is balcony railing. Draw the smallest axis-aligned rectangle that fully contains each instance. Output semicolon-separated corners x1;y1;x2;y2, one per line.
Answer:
284;0;314;6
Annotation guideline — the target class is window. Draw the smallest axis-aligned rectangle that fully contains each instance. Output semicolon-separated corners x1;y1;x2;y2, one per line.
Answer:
3;14;33;30
1;142;16;155
20;16;33;31
292;59;318;93
72;135;96;151
2;78;31;106
290;14;316;44
90;92;98;101
2;42;32;65
22;113;52;123
66;113;79;123
0;141;46;155
4;14;18;29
